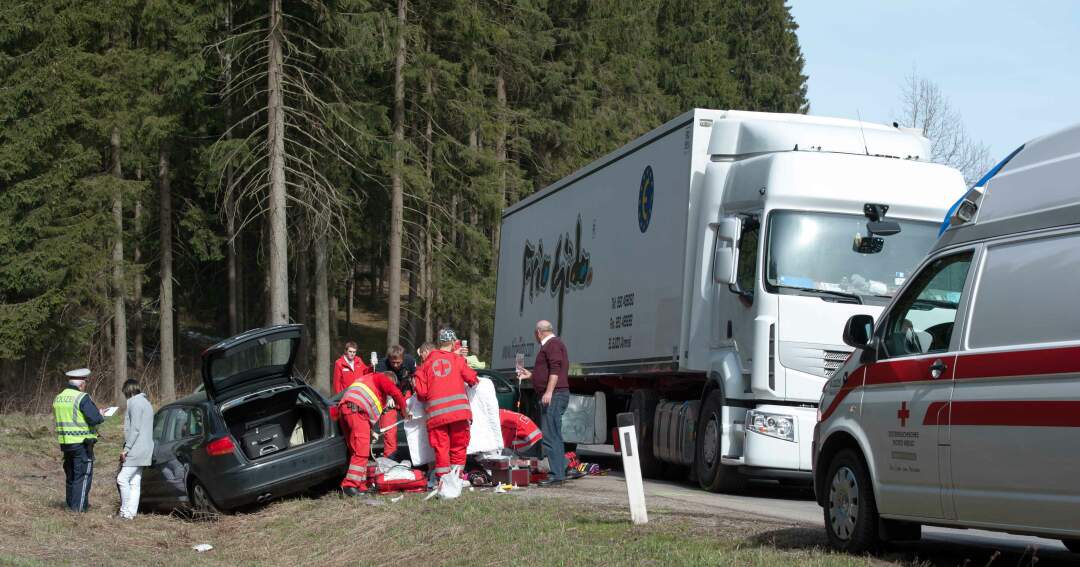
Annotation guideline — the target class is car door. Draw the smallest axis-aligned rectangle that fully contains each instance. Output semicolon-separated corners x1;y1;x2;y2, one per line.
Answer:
860;250;975;520
147;408;195;505
140;408;178;505
950;232;1080;531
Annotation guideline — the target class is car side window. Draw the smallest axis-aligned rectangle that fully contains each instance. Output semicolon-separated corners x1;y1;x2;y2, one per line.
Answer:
169;407;203;439
153;409;172;442
879;251;973;359
481;373;513;394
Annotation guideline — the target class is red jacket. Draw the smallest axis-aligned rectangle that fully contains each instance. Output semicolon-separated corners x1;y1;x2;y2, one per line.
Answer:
499;409;542;451
333;355;372;394
414;349;478;429
338;372;407;422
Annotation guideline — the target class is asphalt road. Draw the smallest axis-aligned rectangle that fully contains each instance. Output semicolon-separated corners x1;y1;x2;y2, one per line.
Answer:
575;447;1078;565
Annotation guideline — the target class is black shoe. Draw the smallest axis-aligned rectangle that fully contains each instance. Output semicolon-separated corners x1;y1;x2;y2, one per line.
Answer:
341;487;362;497
537;477;564;487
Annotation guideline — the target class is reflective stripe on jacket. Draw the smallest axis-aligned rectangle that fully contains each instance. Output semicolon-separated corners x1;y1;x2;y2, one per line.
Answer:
53;389;97;445
414;350;477;429
340;378;384;423
500;409;542;451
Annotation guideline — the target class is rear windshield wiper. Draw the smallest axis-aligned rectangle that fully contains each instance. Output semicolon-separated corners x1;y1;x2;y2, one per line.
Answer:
774;284;862;304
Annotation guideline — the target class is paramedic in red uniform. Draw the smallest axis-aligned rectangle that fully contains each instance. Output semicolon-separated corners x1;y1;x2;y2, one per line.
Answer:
338;371;409;496
414;329;478;480
499;409;542;454
375;344;416;459
333;341;372;394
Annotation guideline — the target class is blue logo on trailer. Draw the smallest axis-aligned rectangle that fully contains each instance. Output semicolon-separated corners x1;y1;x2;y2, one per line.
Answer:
638;166;654;233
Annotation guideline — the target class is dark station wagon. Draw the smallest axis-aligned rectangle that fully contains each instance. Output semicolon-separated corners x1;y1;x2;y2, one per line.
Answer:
139;325;347;514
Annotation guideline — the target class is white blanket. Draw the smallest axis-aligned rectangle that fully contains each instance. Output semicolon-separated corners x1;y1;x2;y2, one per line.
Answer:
404;377;504;466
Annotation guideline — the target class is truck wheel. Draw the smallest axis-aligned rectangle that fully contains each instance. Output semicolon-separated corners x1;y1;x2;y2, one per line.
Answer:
1063;539;1080;553
823;449;880;553
694;390;744;493
629;389;663;478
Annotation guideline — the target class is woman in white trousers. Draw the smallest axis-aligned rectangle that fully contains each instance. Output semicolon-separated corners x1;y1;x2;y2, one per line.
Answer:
118;379;154;519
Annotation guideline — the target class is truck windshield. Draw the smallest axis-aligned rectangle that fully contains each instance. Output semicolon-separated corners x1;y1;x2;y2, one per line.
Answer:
765;211;938;302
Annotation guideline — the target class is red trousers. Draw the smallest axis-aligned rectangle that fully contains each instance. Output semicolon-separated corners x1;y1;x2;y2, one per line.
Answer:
340;411;372;490
379;408;398;456
427;420;470;478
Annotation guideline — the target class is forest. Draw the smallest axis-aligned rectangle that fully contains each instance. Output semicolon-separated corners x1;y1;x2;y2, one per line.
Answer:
0;0;808;407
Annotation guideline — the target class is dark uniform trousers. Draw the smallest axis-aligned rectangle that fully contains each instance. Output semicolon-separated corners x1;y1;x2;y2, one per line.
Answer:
62;442;95;512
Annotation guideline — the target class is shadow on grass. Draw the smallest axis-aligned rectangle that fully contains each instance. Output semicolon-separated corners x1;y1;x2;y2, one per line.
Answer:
744;526;1070;567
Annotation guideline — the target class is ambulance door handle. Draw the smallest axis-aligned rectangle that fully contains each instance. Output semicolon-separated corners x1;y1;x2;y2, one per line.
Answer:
929;359;947;379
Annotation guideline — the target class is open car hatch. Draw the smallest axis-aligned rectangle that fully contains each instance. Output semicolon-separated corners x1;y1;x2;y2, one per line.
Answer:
201;325;302;402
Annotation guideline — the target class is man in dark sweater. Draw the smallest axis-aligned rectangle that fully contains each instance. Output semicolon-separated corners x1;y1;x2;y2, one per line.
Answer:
516;320;571;486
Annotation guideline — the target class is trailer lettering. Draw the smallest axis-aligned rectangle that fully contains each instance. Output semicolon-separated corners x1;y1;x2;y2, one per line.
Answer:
519;215;593;335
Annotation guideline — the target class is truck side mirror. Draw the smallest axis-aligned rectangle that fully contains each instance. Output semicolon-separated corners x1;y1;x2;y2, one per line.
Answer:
842;314;875;349
711;217;741;286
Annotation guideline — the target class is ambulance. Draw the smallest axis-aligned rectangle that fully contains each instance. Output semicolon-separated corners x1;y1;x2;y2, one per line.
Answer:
813;123;1080;553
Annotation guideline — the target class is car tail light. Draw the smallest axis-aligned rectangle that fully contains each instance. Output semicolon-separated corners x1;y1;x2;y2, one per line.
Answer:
207;436;236;457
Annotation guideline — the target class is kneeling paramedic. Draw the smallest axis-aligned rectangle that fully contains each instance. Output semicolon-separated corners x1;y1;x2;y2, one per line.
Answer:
415;330;478;480
499;409;542;455
338;371;409;496
54;368;105;512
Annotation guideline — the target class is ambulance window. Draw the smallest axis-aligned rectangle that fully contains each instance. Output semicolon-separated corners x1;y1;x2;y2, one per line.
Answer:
879;252;973;358
968;233;1080;349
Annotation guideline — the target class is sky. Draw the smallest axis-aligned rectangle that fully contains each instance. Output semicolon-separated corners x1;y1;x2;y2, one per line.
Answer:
788;1;1080;161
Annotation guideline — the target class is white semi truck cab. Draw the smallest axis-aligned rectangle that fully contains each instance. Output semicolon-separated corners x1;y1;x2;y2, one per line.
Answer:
492;109;966;491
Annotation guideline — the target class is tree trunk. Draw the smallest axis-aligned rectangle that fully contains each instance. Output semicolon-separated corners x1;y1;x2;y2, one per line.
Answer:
329;293;339;353
295;241;311;375
386;0;407;348
133;170;144;373
492;69;508;275
227;215;239;335
346;269;354;336
158;145;175;403
313;235;331;393
225;4;240;336
110;128;127;403
423;74;435;342
266;0;289;325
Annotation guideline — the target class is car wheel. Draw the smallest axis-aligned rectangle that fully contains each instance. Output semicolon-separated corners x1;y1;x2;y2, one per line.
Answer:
824;448;880;553
694;389;744;493
629;389;663;478
1063;539;1080;553
189;479;223;518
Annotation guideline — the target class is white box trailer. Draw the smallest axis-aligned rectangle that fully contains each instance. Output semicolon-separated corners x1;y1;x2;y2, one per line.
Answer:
492;109;966;491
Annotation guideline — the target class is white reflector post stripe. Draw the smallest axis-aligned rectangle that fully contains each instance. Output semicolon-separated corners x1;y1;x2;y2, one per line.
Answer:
616;411;648;524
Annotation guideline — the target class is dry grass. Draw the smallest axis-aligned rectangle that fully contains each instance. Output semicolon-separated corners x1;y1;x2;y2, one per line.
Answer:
0;414;905;567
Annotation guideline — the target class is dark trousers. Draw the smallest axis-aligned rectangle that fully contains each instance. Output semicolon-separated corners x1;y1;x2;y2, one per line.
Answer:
540;389;570;481
62;443;94;512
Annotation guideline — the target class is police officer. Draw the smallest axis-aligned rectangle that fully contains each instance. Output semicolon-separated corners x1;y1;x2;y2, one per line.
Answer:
54;368;105;512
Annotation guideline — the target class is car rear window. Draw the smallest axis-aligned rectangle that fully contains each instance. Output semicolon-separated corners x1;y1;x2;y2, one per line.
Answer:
210;336;297;382
968;232;1080;349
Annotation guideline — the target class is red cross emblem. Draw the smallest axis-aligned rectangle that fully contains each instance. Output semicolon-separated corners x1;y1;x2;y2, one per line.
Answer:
433;358;452;378
897;401;910;427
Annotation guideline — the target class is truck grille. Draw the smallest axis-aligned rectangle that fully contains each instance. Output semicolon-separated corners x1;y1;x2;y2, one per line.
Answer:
822;350;850;377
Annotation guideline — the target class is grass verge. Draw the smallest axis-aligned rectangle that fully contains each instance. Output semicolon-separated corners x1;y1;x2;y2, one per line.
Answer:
0;413;892;566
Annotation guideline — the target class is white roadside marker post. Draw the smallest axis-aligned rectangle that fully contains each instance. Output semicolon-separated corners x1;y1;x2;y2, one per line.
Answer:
616;412;648;524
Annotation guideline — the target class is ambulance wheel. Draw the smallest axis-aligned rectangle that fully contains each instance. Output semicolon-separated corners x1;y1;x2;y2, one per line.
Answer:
694;390;745;493
824;449;880;553
629;389;663;478
189;478;223;518
1063;539;1080;553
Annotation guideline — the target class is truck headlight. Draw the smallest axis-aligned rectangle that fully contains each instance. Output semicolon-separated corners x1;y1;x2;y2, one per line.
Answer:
746;410;795;442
